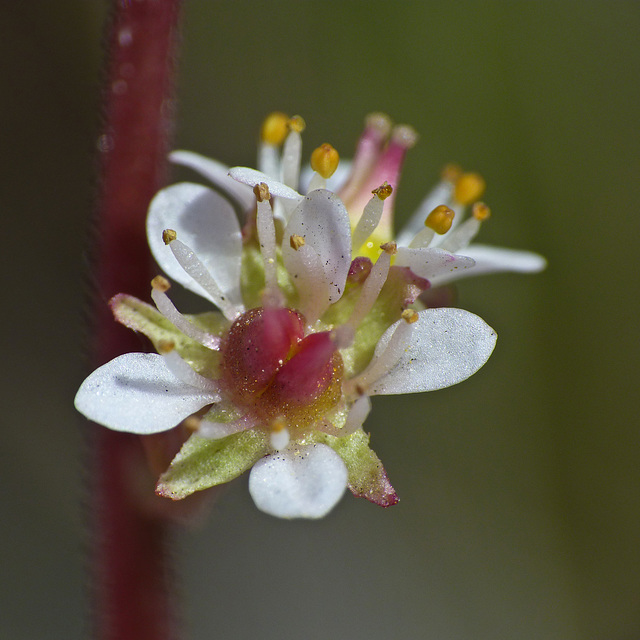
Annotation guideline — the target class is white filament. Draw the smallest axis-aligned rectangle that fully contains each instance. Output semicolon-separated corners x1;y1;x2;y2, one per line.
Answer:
343;395;372;434
348;319;415;392
408;226;436;249
199;414;255;440
439;217;481;253
307;172;325;192
281;129;302;189
161;350;220;396
352;194;384;251
168;238;240;320
151;288;220;350
258;143;280;179
256;198;279;297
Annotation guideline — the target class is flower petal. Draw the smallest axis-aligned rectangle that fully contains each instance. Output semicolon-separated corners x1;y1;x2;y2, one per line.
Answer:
74;353;218;434
156;430;268;499
228;166;303;201
282;189;352;303
169;150;255;214
248;444;348;519
147;182;243;305
369;308;497;395
395;246;475;281
431;243;547;284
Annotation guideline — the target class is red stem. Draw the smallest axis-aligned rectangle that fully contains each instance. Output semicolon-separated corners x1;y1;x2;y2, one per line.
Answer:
88;2;184;639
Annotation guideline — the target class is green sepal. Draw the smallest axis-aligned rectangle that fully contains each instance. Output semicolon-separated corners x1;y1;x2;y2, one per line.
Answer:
156;429;268;500
314;429;399;507
110;294;224;378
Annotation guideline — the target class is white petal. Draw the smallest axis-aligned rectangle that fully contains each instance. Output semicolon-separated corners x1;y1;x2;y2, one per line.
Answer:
432;243;547;284
228;166;303;201
395;246;475;281
147;183;243;305
282;189;352;303
74;353;218;434
169;150;255;213
369;308;497;395
249;444;348;519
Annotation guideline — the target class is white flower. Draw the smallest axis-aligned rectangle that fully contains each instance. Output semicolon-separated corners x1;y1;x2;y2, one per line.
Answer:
75;113;526;520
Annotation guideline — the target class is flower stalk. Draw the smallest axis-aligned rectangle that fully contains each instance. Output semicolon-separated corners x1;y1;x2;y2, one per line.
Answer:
87;2;183;639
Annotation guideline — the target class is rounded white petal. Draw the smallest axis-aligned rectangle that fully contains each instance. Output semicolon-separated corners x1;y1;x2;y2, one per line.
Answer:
74;353;218;434
433;243;547;283
249;444;348;519
282;189;352;303
147;183;242;305
369;308;497;395
395;246;475;281
169;150;255;213
228;166;302;200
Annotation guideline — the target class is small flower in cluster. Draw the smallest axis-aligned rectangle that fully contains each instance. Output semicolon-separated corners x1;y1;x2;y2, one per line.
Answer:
75;113;544;519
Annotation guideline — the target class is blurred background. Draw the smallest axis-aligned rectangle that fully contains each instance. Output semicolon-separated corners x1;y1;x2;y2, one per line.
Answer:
2;2;639;638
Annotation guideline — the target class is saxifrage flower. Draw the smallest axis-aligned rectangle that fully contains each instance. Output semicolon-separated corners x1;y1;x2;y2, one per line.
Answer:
75;113;541;519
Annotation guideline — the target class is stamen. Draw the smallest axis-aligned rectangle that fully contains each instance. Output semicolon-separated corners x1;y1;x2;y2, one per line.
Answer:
281;115;305;191
308;143;340;192
454;172;486;205
408;205;455;248
334;242;395;348
259;112;289;178
347;311;417;393
351;182;393;252
342;394;372;435
270;417;290;450
254;183;282;306
183;416;202;432
162;230;240;320
151;284;221;350
161;349;221;396
261;112;289;145
439;203;490;253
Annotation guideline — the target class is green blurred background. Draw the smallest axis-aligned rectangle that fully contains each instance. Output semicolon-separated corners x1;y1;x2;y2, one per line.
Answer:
3;2;639;638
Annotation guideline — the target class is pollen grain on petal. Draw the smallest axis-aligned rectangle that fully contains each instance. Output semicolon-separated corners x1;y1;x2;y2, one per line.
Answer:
380;241;398;255
290;234;306;250
183;415;202;432
401;309;419;324
158;339;176;354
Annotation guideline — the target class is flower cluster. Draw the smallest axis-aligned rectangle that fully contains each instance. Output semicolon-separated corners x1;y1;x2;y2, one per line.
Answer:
75;112;544;518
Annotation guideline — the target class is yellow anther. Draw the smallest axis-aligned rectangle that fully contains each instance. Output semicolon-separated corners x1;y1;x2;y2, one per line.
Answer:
288;115;306;133
425;204;455;235
290;234;305;250
365;112;393;137
372;181;393;200
253;182;271;202
310;143;340;179
151;275;171;292
260;112;289;145
380;241;398;255
183;416;202;432
401;309;419;324
162;228;177;245
472;201;491;221
454;172;486;205
157;339;175;354
441;163;463;183
271;417;287;432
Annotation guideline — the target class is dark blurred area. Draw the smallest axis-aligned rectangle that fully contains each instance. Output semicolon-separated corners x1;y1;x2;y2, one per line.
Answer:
2;2;639;639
